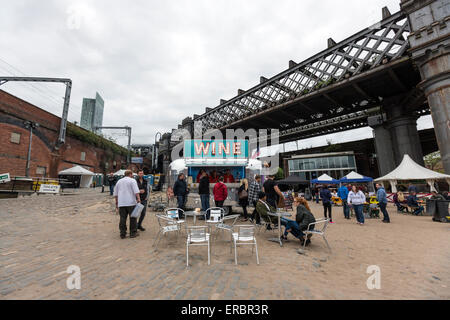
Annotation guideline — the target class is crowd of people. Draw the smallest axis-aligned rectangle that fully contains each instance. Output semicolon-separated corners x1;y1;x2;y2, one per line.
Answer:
112;170;448;242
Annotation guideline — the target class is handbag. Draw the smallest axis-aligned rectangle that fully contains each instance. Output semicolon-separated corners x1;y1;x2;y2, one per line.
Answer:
131;203;144;219
239;189;248;200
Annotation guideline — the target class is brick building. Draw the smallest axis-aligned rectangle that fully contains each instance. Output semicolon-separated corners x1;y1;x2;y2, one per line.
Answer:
0;90;127;178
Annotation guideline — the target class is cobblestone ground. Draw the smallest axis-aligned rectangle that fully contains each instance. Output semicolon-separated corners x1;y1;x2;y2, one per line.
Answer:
0;189;449;300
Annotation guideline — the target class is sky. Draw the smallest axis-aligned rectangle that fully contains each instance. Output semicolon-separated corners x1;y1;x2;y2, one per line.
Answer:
0;0;433;148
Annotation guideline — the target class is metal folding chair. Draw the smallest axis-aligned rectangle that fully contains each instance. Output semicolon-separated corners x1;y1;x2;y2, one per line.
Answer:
153;214;183;249
216;214;240;239
186;226;210;267
206;207;225;237
231;225;259;265
303;218;331;253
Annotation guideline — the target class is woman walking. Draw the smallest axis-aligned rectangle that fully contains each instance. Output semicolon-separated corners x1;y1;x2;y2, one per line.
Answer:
348;185;366;225
238;179;249;221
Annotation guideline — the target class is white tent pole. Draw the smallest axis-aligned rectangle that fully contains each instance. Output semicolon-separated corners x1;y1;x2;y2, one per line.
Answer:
426;179;437;192
390;180;397;193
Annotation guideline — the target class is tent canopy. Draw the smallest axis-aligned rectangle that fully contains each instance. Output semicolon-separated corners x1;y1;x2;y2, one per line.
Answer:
311;174;340;185
340;171;373;183
277;175;310;185
375;155;450;181
114;169;137;177
58;165;94;176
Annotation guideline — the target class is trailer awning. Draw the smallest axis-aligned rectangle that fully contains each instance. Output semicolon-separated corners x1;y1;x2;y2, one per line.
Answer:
185;158;249;167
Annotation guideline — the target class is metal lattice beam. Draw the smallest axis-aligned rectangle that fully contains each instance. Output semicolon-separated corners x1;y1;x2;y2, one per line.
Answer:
195;11;411;136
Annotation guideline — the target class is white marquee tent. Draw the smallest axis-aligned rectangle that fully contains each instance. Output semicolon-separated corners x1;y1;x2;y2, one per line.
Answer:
58;165;95;188
375;155;450;192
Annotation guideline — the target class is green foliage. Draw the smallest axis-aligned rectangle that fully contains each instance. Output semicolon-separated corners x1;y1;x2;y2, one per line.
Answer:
324;139;342;152
424;151;442;171
66;123;130;157
274;167;285;180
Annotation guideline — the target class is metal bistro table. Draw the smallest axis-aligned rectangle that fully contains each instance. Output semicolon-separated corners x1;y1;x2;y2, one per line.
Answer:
268;211;293;247
184;211;206;225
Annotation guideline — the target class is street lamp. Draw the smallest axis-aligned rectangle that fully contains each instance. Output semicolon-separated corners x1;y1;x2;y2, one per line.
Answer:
24;121;39;177
153;132;162;171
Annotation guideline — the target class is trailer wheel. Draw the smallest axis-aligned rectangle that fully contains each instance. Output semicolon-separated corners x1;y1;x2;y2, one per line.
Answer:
224;206;232;215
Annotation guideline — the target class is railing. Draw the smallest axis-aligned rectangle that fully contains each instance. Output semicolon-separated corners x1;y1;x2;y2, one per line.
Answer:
195;11;410;131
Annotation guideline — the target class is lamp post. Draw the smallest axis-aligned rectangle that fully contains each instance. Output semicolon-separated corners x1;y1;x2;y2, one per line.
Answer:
153;132;162;171
24;121;39;177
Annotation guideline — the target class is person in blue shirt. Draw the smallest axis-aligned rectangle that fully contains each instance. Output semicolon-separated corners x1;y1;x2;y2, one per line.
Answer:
406;191;424;216
320;186;333;223
376;183;390;223
337;184;350;219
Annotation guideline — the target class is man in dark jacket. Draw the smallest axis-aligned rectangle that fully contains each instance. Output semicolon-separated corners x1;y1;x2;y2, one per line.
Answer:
107;172;117;196
136;170;148;231
320;186;333;223
407;191;424;215
173;173;188;213
198;170;210;214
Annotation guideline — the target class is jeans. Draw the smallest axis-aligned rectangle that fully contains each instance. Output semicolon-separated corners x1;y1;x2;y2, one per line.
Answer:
267;197;277;208
323;202;332;221
281;218;312;239
315;194;320;204
379;202;390;222
109;184;114;196
177;196;186;212
200;194;210;213
412;206;424;216
137;200;147;228
342;201;350;218
119;206;137;236
353;204;364;224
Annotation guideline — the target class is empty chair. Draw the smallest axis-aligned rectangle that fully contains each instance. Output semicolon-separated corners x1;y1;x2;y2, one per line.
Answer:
165;208;186;231
206;207;225;236
186;226;211;267
153;214;183;249
231;225;259;265
303;218;331;252
216;214;240;238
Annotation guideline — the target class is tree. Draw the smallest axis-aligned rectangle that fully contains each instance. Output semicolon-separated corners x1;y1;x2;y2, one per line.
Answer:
424;151;442;171
274;167;284;180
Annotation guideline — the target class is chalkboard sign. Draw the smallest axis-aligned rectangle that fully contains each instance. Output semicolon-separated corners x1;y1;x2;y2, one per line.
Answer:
282;191;294;210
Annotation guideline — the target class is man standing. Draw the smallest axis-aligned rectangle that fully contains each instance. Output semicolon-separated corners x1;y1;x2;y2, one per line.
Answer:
173;173;188;213
213;176;228;208
320;185;333;223
136;170;148;231
376;183;390;223
198;170;210;213
263;175;285;208
337;183;350;219
114;170;141;239
108;172;116;196
248;175;262;223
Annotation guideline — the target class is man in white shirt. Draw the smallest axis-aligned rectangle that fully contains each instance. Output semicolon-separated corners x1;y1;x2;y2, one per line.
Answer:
114;170;141;239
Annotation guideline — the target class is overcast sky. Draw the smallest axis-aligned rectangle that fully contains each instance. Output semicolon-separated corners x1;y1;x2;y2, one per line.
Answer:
0;0;433;148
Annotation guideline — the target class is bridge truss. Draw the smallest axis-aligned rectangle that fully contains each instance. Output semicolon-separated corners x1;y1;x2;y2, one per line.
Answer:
194;11;428;143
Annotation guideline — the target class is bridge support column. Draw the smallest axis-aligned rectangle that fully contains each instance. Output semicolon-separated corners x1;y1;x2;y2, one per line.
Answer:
387;111;425;167
368;115;397;176
401;0;450;173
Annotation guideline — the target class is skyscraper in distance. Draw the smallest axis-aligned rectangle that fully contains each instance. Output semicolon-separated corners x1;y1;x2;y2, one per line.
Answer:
80;92;104;133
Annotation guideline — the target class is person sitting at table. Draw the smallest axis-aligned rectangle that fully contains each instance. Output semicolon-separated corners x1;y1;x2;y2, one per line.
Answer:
407;191;424;215
280;197;316;246
393;192;406;212
255;192;277;229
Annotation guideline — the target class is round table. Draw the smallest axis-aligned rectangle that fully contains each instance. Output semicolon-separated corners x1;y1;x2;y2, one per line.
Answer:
184;211;206;225
267;211;293;247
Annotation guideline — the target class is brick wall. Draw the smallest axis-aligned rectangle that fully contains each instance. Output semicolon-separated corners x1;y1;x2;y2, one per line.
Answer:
0;90;127;178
